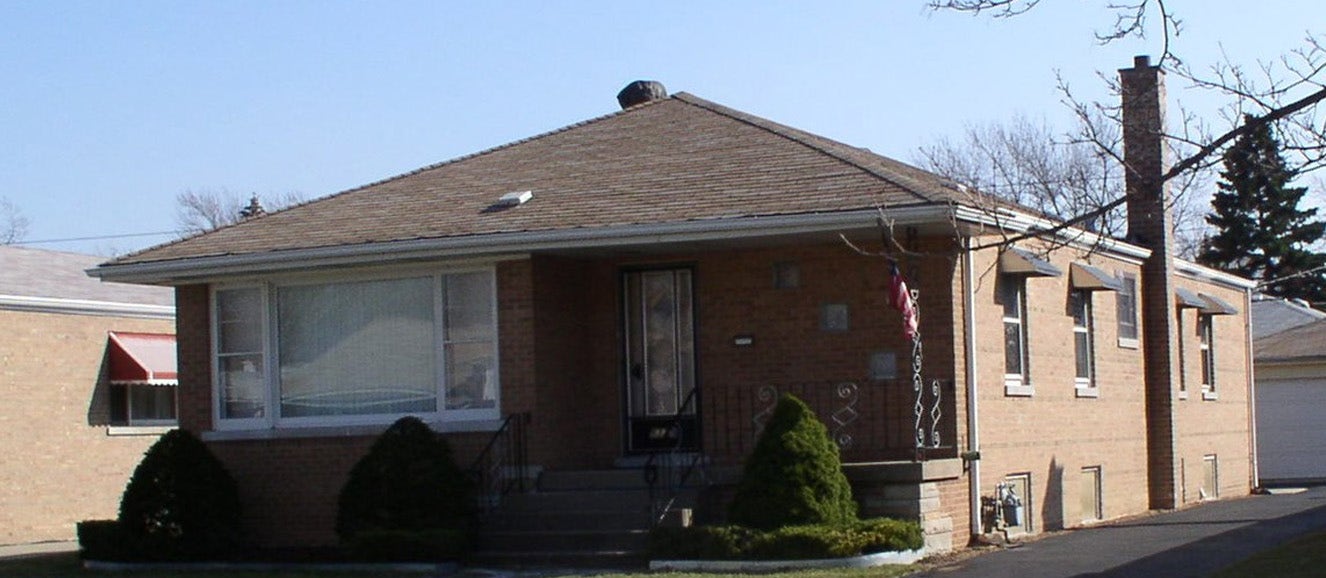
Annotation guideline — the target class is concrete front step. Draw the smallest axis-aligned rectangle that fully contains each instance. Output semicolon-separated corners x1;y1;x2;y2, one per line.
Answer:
467;549;649;570
539;469;653;491
482;509;653;532
477;529;650;554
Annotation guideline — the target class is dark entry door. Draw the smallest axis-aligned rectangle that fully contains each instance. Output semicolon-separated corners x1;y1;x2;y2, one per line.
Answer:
622;268;698;453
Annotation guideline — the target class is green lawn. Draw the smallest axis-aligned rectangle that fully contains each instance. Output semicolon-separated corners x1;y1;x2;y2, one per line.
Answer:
0;552;917;577
1212;531;1326;578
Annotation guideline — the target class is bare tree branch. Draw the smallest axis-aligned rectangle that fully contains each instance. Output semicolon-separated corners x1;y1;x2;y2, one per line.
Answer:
0;197;31;245
175;188;304;236
929;2;1326;256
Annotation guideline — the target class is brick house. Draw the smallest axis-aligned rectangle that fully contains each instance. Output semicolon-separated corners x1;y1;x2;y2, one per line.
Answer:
92;58;1254;555
1;245;176;545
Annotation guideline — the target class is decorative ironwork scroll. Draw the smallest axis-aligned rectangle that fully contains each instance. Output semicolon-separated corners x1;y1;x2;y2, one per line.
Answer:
830;381;860;449
752;385;778;442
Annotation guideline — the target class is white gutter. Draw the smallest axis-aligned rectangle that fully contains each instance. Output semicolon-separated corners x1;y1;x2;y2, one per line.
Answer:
951;206;1152;261
1245;287;1259;489
91;207;957;285
961;236;982;539
1175;260;1258;290
0;294;174;320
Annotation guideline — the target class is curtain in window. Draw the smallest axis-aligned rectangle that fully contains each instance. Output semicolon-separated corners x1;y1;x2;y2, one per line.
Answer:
278;277;437;417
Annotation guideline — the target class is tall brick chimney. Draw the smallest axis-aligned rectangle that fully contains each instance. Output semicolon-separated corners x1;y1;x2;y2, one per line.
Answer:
1120;54;1181;510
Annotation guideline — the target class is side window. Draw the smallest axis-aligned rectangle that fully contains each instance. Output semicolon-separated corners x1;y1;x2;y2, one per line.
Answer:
1001;274;1031;394
1116;273;1138;346
215;287;268;422
1199;314;1216;397
1071;290;1096;394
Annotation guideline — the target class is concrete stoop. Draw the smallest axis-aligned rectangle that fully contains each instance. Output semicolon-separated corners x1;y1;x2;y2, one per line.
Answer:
472;468;699;568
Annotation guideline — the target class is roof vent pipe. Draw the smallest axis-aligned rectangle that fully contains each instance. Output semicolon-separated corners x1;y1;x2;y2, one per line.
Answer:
617;80;668;109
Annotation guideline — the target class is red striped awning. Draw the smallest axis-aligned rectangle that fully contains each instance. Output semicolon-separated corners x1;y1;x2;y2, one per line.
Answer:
108;331;177;385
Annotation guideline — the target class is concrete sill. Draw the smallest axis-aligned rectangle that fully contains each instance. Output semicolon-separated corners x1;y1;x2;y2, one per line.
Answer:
1074;387;1099;399
650;548;926;572
107;425;175;436
203;418;503;442
1004;384;1034;397
1202;391;1219;401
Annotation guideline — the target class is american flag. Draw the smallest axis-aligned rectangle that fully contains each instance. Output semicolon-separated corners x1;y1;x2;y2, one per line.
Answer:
890;262;919;341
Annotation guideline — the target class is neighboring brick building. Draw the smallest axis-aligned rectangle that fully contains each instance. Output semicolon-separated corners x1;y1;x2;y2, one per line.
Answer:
93;60;1255;554
0;246;176;545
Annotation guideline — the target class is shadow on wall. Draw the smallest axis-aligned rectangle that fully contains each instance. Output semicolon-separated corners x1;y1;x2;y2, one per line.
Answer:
86;351;112;426
1045;457;1065;531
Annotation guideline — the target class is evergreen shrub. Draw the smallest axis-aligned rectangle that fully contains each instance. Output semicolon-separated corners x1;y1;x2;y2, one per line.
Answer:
648;518;923;560
335;416;475;560
727;393;857;530
116;429;242;560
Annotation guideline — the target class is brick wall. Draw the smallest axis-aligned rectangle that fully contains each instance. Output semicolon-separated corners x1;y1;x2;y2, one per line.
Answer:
967;243;1152;532
0;309;173;544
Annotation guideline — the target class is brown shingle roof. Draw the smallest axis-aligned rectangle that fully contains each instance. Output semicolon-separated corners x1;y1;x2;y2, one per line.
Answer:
1256;317;1326;362
110;92;972;267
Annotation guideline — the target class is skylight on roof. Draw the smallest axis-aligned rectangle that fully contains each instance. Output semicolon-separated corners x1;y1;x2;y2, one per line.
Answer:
496;190;533;207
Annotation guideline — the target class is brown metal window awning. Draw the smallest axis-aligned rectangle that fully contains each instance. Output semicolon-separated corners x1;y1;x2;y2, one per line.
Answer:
1175;288;1239;315
108;331;178;385
1000;247;1063;277
1069;262;1124;292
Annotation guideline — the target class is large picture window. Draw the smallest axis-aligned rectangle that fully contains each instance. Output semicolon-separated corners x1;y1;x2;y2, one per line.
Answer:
213;269;499;429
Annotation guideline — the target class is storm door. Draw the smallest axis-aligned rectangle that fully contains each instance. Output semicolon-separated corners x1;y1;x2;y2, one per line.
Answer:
622;268;698;453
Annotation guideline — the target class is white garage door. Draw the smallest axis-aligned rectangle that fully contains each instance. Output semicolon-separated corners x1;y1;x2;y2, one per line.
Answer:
1257;378;1326;483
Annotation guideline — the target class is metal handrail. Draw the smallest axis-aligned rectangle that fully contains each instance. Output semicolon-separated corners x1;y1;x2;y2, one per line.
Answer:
468;412;531;514
644;387;707;526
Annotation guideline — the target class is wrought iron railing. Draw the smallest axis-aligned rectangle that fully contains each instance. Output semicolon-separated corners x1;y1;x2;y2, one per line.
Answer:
468;412;531;514
707;378;957;465
644;387;708;527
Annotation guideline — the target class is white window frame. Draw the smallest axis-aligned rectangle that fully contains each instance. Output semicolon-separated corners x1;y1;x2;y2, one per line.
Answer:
210;265;501;431
1071;289;1097;397
1002;275;1033;396
112;383;179;427
1115;273;1139;348
1199;313;1217;400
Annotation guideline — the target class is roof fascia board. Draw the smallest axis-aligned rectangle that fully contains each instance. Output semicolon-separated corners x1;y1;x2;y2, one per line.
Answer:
0;294;175;319
951;206;1151;262
92;207;955;285
1175;260;1257;290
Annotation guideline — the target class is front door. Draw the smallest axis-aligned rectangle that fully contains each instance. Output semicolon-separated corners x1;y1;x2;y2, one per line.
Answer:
622;268;698;454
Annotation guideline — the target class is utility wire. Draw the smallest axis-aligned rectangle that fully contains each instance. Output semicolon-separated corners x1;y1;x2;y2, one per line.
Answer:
12;231;177;245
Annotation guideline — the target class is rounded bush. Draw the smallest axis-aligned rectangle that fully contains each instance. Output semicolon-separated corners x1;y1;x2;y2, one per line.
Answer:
335;416;475;557
727;393;857;530
117;429;242;560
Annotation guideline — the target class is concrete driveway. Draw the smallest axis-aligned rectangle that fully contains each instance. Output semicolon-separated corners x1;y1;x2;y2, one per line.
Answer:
915;486;1326;578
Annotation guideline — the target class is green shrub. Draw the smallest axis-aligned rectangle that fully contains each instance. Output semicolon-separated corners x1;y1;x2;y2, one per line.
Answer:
336;416;475;559
648;518;923;560
648;524;757;560
727;394;857;530
77;520;136;562
345;528;471;562
117;429;242;560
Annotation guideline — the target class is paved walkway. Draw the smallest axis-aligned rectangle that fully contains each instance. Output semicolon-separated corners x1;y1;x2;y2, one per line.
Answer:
0;540;77;560
916;486;1326;578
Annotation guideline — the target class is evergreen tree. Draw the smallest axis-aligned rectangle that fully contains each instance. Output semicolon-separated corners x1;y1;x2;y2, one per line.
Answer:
727;394;857;530
1198;116;1326;304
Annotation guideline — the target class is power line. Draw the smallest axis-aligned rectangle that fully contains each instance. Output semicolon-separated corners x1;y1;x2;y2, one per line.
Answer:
13;231;177;245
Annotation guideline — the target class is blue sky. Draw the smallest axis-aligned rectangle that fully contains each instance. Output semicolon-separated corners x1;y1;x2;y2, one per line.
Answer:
2;1;1318;255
